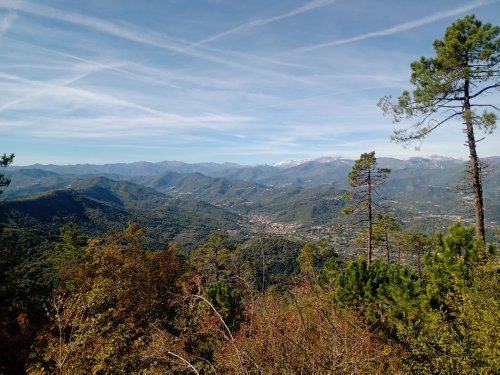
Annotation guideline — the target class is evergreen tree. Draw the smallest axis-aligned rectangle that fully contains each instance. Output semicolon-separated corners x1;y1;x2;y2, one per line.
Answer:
297;238;336;281
398;231;432;277
0;153;14;194
372;213;400;263
323;257;422;336
343;151;391;262
205;282;244;332
400;222;498;373
422;221;489;311
379;15;500;240
51;223;88;289
189;232;230;285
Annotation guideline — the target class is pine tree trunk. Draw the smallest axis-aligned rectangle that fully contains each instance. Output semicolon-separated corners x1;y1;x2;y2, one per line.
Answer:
215;246;219;282
416;251;422;278
467;126;485;240
367;168;373;263
464;79;486;241
397;241;401;264
260;235;265;291
385;233;390;263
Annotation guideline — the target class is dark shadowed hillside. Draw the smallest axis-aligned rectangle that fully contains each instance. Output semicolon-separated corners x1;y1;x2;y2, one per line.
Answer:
0;178;244;250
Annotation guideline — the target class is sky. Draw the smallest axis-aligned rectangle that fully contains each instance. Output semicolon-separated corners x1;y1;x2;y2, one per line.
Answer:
1;0;499;166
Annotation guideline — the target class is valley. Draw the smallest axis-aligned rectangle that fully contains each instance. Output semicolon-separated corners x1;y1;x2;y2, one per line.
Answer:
2;156;499;250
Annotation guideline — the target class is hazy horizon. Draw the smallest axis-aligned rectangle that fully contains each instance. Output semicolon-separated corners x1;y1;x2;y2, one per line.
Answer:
11;153;496;169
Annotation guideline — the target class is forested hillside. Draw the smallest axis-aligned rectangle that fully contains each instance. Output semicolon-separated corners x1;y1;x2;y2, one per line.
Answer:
4;156;500;242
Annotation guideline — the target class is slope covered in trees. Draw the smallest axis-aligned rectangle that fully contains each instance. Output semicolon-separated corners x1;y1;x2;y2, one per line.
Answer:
4;156;500;240
1;218;497;373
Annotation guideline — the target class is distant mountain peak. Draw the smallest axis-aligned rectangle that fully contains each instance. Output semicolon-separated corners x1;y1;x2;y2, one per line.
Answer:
407;155;461;165
313;156;345;163
272;155;345;168
272;159;309;168
409;155;459;162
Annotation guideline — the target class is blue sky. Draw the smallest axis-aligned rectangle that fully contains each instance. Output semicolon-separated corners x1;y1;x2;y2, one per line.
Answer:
1;0;499;166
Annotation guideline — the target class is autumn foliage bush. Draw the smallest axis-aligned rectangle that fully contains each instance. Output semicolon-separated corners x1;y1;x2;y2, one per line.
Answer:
215;284;402;374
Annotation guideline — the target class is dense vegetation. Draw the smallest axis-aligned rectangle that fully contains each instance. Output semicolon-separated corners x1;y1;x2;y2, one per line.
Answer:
1;218;498;374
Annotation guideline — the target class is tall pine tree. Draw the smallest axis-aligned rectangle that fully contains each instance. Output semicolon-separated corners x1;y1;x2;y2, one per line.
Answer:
379;15;500;240
343;151;390;262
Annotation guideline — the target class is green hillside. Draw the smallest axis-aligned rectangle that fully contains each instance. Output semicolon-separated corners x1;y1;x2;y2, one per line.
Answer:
0;179;243;250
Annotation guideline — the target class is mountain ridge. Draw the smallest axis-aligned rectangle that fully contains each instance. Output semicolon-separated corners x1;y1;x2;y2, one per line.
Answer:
2;156;499;245
12;155;474;174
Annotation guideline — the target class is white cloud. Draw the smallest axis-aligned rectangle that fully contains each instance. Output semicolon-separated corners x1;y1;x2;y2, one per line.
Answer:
0;11;17;32
0;68;256;141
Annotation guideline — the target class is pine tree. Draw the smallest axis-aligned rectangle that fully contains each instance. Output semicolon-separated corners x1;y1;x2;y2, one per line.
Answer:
379;15;500;240
0;153;14;194
372;213;400;263
343;151;391;262
189;232;230;285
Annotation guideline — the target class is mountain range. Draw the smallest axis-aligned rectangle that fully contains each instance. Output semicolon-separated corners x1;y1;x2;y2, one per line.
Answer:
2;156;499;248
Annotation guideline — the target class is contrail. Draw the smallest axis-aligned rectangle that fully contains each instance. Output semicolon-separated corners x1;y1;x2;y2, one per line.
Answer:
185;0;338;49
294;0;498;53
